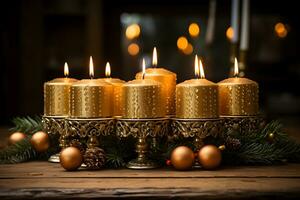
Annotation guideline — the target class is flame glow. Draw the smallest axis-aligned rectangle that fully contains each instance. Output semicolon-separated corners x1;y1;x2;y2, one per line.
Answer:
199;59;205;79
234;57;239;77
152;47;157;67
194;55;200;78
89;56;94;79
105;62;111;77
64;62;69;77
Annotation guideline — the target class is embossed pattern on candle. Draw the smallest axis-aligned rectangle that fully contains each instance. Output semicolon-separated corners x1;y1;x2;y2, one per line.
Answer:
136;68;176;116
218;77;259;116
44;78;77;116
71;80;113;118
122;79;165;119
176;79;218;119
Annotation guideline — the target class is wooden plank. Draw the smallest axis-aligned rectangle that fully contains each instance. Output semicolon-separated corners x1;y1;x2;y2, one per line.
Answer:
1;162;300;179
0;178;299;199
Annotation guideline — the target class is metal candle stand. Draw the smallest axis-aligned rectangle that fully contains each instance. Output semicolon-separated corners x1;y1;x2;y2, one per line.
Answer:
116;118;169;169
42;116;68;163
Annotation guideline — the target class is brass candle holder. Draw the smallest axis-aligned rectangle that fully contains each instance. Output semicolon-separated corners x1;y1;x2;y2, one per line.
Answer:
42;115;68;163
116;118;169;169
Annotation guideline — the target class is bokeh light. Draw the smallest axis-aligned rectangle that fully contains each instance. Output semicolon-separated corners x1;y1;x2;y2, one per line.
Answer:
188;23;200;37
177;36;188;50
275;22;288;38
125;24;141;40
182;43;193;55
226;27;234;40
127;43;140;56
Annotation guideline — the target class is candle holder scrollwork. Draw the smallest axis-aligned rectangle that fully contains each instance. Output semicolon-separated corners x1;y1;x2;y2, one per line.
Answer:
116;118;169;169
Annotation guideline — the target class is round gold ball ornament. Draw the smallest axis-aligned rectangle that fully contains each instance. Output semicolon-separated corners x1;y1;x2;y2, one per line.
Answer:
60;147;83;171
9;132;26;145
171;146;195;170
198;145;222;170
30;131;50;152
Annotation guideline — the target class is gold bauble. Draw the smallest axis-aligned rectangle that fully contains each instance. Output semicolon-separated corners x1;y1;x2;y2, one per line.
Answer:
171;146;195;170
198;145;222;170
9;132;26;145
60;147;83;171
30;131;50;152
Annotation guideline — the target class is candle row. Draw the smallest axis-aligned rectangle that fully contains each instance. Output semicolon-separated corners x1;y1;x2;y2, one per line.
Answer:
44;49;259;119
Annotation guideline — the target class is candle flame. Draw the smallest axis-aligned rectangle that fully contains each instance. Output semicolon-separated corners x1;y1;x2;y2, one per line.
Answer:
194;55;200;78
64;62;69;77
142;58;146;79
152;47;157;67
234;57;239;77
199;59;205;79
89;56;94;79
105;62;111;78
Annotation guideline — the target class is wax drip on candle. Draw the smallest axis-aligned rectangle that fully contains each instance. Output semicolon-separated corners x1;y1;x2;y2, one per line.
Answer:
234;57;239;77
199;59;205;79
89;56;94;79
142;58;146;79
105;62;111;78
64;62;69;78
194;55;200;79
152;47;157;67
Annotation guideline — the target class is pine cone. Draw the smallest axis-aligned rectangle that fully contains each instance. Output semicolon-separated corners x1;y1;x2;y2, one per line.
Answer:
225;137;241;150
69;139;85;154
83;147;106;170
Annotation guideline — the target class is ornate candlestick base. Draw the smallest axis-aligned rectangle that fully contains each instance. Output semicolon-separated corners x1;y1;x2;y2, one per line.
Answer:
116;118;169;169
171;118;224;168
42;115;67;163
221;115;266;136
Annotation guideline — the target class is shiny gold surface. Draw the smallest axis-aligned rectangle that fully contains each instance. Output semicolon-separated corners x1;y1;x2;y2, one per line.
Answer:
71;79;113;118
218;77;259;116
122;79;165;119
176;79;218;119
136;68;177;116
44;78;78;116
98;78;125;117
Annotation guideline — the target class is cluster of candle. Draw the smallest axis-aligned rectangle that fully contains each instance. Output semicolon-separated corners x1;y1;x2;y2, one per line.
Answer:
44;48;259;120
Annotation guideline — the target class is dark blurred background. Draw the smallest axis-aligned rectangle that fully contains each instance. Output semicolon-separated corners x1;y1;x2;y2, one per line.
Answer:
1;0;300;126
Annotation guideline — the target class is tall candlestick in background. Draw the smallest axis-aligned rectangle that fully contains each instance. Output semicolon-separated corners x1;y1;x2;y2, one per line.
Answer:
98;62;125;117
231;0;240;43
136;47;177;116
44;62;78;116
71;57;113;118
218;58;258;116
123;58;164;119
176;56;218;119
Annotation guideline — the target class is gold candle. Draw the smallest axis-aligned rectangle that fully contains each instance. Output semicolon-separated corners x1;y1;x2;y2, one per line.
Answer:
123;59;165;119
176;56;218;119
218;58;259;116
98;62;125;117
71;57;113;118
44;62;78;116
136;47;177;116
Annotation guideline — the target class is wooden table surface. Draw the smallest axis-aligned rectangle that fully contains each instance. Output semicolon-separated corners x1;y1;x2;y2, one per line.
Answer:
0;162;300;199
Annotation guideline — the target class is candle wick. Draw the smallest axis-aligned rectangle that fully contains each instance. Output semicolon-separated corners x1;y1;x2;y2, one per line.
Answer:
142;73;145;80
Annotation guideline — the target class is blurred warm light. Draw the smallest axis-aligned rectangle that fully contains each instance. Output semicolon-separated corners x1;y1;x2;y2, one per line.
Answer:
152;47;157;66
89;56;94;79
125;24;141;40
226;27;234;40
194;55;199;78
105;62;111;77
188;23;200;37
182;43;193;55
234;57;239;77
64;62;69;77
177;36;188;50
275;22;288;38
199;59;205;79
128;43;140;56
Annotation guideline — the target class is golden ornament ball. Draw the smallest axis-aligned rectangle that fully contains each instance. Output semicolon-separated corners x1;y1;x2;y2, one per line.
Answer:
30;131;50;152
198;145;222;170
171;146;195;170
60;147;83;171
9;132;26;145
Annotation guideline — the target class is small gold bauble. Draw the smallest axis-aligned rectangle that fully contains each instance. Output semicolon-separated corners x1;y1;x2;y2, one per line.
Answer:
9;132;26;145
30;131;50;152
171;146;195;170
60;147;83;171
198;145;222;170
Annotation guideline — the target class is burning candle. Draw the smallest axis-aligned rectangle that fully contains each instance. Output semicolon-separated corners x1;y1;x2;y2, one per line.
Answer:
218;58;259;116
44;62;78;116
123;59;164;119
98;62;125;117
176;56;218;119
136;47;177;116
70;57;113;118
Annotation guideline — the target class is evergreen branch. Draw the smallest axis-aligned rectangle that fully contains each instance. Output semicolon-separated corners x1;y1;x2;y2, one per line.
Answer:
10;116;42;135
